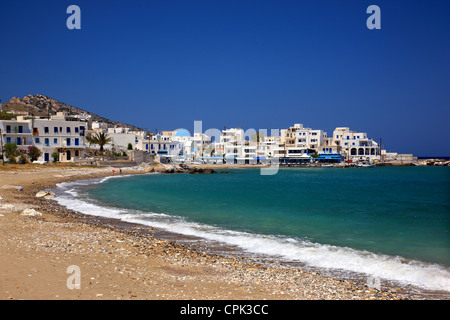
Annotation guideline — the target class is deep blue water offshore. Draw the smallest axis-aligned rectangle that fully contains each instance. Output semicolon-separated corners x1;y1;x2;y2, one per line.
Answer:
55;166;450;293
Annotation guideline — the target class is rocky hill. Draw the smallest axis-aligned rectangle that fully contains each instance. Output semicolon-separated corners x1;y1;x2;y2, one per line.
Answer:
2;94;143;131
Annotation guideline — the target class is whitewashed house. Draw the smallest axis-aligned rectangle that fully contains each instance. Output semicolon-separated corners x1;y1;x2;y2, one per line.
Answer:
0;112;87;162
331;127;380;162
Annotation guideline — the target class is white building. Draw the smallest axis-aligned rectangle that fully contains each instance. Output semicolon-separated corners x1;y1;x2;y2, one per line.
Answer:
32;113;87;162
0;112;87;162
281;123;327;158
331;127;379;162
106;127;147;151
220;128;244;163
0;118;33;154
138;132;175;156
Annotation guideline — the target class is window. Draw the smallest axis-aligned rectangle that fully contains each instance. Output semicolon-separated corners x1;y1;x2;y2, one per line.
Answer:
45;138;49;147
35;138;40;144
347;136;350;140
146;144;149;150
6;125;11;133
67;127;71;133
44;127;49;134
151;144;154;150
75;138;79;146
6;137;11;143
54;127;58;133
66;138;71;146
75;127;79;133
18;126;23;133
54;138;58;144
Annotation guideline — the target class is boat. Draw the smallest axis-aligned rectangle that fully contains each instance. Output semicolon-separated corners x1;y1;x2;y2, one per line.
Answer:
356;163;374;167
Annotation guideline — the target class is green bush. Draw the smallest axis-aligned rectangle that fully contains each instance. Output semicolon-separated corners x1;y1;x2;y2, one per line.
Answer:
18;153;27;164
51;152;59;163
4;143;20;163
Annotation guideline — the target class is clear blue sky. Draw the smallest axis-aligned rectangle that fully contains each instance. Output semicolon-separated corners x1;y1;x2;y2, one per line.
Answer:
1;1;449;156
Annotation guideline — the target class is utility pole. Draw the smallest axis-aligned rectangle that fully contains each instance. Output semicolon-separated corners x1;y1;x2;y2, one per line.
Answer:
0;128;4;165
379;138;383;163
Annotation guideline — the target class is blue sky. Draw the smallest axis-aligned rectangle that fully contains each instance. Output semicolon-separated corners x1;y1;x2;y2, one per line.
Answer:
1;1;449;156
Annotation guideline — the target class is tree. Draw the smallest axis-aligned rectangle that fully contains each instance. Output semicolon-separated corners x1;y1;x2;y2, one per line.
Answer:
28;146;42;162
127;143;133;150
4;143;20;163
86;132;112;153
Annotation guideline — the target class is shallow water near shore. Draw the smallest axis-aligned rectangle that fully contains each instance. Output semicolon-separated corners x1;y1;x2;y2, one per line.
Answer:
54;166;450;296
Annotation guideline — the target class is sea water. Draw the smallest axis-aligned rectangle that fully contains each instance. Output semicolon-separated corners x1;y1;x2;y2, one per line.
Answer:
54;166;450;293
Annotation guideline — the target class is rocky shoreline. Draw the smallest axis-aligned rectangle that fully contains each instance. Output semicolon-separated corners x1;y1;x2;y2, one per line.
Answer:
0;164;446;300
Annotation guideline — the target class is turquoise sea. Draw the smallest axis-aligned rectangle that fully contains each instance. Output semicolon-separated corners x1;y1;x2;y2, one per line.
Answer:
55;166;450;293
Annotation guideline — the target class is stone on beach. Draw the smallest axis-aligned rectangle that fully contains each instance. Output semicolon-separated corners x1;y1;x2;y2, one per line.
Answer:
21;208;43;216
0;203;17;211
35;191;55;199
1;185;24;191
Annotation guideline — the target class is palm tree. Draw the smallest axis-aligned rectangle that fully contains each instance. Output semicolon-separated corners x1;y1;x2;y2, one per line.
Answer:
87;132;112;153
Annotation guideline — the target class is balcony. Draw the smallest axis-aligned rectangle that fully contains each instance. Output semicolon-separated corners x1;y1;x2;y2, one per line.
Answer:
4;129;32;134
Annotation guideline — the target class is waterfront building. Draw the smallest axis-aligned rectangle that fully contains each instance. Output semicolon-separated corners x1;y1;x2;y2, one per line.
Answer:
0;118;33;154
31;112;87;162
221;128;244;163
0;112;87;162
331;127;379;162
137;132;173;156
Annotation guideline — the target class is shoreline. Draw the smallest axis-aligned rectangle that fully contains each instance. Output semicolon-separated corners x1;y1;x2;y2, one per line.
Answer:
0;164;446;300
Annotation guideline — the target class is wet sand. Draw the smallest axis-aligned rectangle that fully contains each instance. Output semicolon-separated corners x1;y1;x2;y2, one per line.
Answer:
0;163;439;300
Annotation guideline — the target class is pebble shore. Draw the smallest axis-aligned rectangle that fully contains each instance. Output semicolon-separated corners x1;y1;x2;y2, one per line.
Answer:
0;164;442;300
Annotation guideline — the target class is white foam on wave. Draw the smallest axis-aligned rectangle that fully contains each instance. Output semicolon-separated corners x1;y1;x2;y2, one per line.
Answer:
54;180;450;293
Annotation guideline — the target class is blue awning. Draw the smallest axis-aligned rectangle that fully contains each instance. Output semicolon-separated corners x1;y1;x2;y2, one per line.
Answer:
317;154;342;159
199;156;225;159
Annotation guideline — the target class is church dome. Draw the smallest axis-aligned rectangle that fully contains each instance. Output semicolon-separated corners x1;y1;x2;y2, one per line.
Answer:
174;129;191;137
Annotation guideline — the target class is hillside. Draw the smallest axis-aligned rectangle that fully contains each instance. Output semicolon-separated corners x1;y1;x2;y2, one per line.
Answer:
2;94;144;131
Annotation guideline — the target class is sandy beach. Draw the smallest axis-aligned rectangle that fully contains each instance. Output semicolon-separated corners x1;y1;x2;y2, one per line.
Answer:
0;164;432;300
